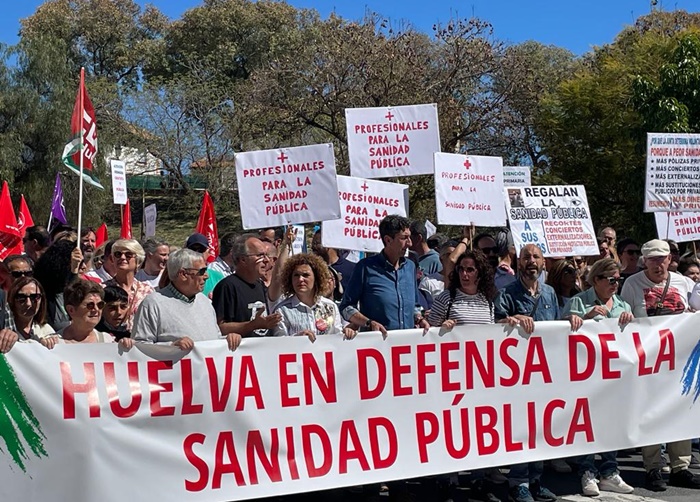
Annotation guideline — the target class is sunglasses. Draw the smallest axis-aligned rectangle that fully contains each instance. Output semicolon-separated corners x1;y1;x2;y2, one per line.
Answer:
458;266;477;274
479;246;498;255
82;301;106;310
184;267;208;276
563;267;576;275
624;249;641;256
10;270;33;278
113;250;135;260
16;293;42;303
574;258;584;265
601;276;622;286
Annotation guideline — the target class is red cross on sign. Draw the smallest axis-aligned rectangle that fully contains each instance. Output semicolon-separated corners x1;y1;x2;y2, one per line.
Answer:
385;110;394;121
360;182;369;191
464;159;471;170
277;151;288;163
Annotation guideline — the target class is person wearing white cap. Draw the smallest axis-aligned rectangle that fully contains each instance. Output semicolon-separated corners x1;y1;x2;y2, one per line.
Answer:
620;238;700;492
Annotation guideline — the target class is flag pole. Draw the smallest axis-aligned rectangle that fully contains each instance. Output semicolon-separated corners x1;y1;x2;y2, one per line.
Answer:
76;67;85;242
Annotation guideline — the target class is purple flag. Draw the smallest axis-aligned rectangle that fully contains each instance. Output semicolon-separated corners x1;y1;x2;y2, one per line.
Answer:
50;173;68;225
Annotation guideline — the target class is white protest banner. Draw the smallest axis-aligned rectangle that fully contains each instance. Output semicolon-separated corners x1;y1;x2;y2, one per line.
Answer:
503;166;531;187
434;153;506;227
425;220;437;239
321;175;408;253
4;315;700;502
292;224;305;255
144;203;157;237
505;185;598;257
655;211;700;242
645;132;700;212
235;144;341;229
110;159;127;205
345;103;440;179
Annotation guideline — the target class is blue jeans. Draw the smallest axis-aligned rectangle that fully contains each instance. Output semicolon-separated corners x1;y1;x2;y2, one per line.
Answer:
577;451;618;477
508;461;543;486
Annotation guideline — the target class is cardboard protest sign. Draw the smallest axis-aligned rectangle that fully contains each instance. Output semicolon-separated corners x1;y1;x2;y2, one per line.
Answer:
110;159;127;205
434;153;506;227
235;144;341;229
345;104;440;179
503;166;531;187
322;175;408;253
505;185;598;257
645;132;700;212
655;211;700;242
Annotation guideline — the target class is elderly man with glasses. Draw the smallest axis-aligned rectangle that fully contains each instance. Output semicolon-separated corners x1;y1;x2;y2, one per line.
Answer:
131;248;240;351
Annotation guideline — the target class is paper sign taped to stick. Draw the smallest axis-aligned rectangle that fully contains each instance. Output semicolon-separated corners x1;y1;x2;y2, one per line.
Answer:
505;185;598;257
655;211;700;242
292;224;305;255
110;160;127;205
434;153;506;227
345;104;440;179
235;144;341;229
645;132;700;212
503;166;531;187
322;175;408;253
425;220;437;239
144;204;157;238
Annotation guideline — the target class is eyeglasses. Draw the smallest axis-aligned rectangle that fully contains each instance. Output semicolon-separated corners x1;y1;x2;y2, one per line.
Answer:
82;301;106;310
601;276;622;286
479;246;498;255
184;267;208;276
457;266;477;274
245;253;268;260
16;293;42;303
113;250;135;260
10;270;33;278
624;249;641;256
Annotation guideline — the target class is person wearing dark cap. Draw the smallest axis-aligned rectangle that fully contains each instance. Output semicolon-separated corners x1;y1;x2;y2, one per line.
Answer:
185;233;225;297
620;238;700;492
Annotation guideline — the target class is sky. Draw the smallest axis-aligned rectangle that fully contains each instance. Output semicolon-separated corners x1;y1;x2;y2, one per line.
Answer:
0;0;697;56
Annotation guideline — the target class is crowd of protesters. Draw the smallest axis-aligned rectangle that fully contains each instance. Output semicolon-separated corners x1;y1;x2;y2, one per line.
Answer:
1;217;700;501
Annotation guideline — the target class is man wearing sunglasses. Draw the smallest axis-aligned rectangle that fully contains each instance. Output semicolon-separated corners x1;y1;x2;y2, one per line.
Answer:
3;255;33;285
620;239;700;492
132;248;241;351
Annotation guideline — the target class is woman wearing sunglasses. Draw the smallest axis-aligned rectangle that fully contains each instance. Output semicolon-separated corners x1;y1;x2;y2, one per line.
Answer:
103;239;154;330
561;257;634;496
6;277;55;342
546;259;581;308
51;279;115;344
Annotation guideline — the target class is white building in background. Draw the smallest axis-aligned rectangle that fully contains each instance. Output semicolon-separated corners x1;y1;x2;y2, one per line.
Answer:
106;146;164;176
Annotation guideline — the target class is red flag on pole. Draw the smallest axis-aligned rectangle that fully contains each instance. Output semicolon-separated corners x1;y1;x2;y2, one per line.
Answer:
62;68;103;189
15;195;34;254
196;191;218;263
0;181;21;260
95;223;108;248
120;199;132;239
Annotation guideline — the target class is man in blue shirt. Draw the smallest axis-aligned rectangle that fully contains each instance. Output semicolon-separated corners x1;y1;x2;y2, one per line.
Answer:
409;221;442;275
493;243;559;502
340;215;429;335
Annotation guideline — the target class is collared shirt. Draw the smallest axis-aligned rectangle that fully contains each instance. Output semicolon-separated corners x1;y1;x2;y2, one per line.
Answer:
103;278;154;330
494;278;560;321
495;266;517;290
339;252;420;330
271;296;343;337
562;288;631;320
163;283;196;304
208;256;233;277
85;266;112;284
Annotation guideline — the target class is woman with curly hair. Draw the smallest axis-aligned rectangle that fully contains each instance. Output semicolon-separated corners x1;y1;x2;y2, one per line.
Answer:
428;249;497;329
270;253;356;341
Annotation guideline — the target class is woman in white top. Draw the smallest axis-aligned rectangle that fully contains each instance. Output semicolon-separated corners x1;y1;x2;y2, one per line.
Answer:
271;254;356;341
47;279;116;345
7;277;55;342
428;249;497;329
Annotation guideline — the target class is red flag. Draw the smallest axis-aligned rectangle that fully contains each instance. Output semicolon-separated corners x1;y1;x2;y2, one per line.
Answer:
196;191;218;263
61;67;103;189
0;181;21;260
95;223;108;248
120;200;132;239
15;195;34;254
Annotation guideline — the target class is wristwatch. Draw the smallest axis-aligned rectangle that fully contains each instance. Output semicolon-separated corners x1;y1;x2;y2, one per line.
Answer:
364;319;372;329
